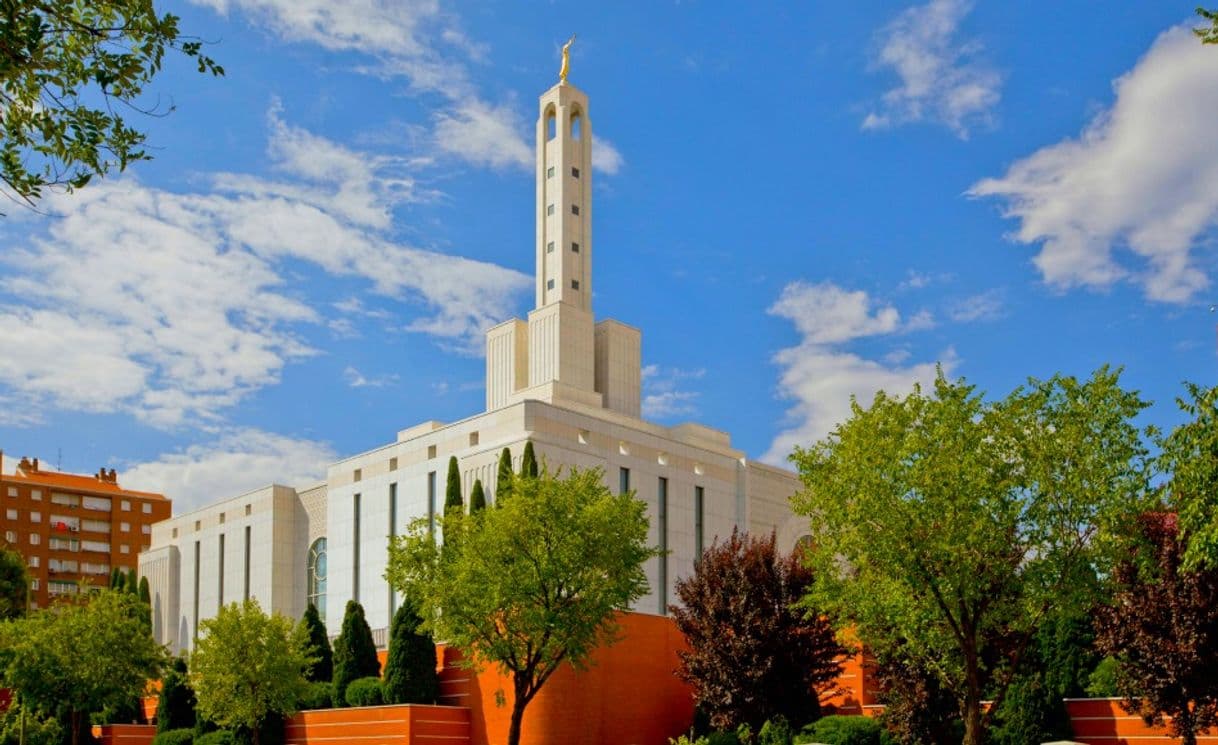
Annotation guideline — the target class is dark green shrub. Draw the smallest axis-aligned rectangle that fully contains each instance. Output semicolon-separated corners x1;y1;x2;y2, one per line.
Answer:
298;604;333;682
495;447;513;503
469;479;486;513
800;716;889;745
759;716;793;745
193;731;236;745
0;704;63;745
157;657;197;732
151;729;195;745
299;681;333;710
344;677;384;707
445;456;462;514
331;600;380;707
382;602;439;705
519;441;538;478
1087;656;1120;697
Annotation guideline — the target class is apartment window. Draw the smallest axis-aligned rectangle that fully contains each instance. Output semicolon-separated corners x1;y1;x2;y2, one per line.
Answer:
29;510;41;523
427;445;437;459
244;525;251;602
547;166;554;178
28;556;38;568
354;468;362;483
82;496;111;511
658;477;668;614
121;500;131;511
571;204;580;215
218;533;226;606
193;540;200;641
547;241;555;253
571;242;580;253
308;537;327;621
572;166;580;178
546;203;554;216
427;471;437;537
389;457;398;471
547;279;555;290
120;522;131;533
120;544;130;554
142;525;150;535
142;503;151;514
51;493;79;507
694;486;705;557
30;490;40;501
29;534;40;546
82;519;109;533
30;579;39;591
352;493;361;603
389;482;398;617
619;467;630;496
3;531;13;543
5;509;15;520
6;487;15;497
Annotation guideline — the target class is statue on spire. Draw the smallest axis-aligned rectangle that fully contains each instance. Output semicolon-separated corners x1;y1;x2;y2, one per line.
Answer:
559;34;576;84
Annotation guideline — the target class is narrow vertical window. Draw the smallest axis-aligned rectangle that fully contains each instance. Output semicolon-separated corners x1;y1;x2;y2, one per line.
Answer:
658;477;668;614
619;467;630;496
352;493;361;603
243;525;251;602
308;538;327;622
192;540;200;643
217;533;225;607
694;486;705;558
389;483;398;616
571;204;580;215
572;167;580;178
427;472;437;537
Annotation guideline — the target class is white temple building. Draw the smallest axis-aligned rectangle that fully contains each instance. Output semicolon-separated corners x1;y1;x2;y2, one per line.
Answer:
141;73;806;653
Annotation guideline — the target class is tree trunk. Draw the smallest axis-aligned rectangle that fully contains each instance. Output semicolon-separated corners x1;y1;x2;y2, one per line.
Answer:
507;675;532;745
961;637;984;745
253;723;261;745
70;710;81;745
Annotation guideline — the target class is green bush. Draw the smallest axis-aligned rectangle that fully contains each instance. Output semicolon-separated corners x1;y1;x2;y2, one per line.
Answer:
157;657;198;733
799;716;890;745
0;704;64;745
151;729;196;745
194;731;236;745
707;725;749;745
299;681;334;710
1086;656;1120;697
669;735;710;745
344;677;385;707
759;716;794;745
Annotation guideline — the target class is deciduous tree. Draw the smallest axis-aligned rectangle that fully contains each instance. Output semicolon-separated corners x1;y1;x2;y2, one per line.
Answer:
190;599;311;745
0;0;223;210
331;600;380;707
382;601;438;705
0;545;28;619
1198;8;1218;44
791;368;1149;745
1094;512;1218;745
671;529;844;732
0;589;165;745
1157;383;1218;570
386;466;658;745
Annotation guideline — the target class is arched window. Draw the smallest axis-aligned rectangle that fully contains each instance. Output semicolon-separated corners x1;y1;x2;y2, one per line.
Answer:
570;111;582;140
545;106;557;140
307;537;327;621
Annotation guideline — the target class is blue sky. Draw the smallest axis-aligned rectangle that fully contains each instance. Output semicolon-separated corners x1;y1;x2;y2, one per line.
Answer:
2;1;1217;511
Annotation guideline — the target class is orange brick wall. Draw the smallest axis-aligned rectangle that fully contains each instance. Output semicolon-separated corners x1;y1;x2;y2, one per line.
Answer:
284;703;469;745
91;724;156;745
1067;698;1218;744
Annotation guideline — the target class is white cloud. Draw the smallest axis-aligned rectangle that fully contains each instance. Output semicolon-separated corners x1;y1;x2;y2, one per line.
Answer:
863;0;1001;138
122;428;335;513
764;281;954;463
0;113;529;427
433;100;532;170
948;289;1005;322
641;365;705;420
593;138;624;175
969;26;1218;303
343;366;399;388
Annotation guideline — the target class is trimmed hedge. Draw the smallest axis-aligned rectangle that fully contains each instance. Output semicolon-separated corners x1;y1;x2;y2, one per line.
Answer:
193;732;236;745
299;681;334;710
796;716;893;745
344;676;385;707
151;729;195;745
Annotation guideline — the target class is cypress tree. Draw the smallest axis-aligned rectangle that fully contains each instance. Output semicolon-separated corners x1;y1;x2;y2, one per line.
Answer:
126;567;139;594
496;447;514;505
156;657;197;733
138;576;151;605
110;567;123;590
444;456;463;514
469;479;487;513
520;441;538;479
299;603;334;682
332;600;380;706
382;602;439;705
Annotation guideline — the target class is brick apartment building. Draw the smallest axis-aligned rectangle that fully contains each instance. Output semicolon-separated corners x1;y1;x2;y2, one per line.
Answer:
0;452;170;609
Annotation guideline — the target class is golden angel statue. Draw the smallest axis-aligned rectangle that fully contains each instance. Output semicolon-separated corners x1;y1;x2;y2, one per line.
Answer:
559;34;576;84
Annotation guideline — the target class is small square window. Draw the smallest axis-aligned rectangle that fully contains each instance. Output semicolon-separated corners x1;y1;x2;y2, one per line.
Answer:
219;513;225;524
546;204;555;216
194;520;201;532
244;504;251;516
546;166;554;178
121;500;131;512
6;487;15;497
28;534;39;546
547;279;555;290
5;509;15;520
142;525;150;535
31;490;41;501
28;556;39;568
469;431;480;446
572;167;580;178
571;204;580;215
30;511;40;523
30;579;39;591
142;503;151;514
547;241;554;253
389;457;398;471
3;530;13;543
427;445;437;459
120;522;130;533
571;280;580;290
120;545;130;555
571;242;580;253
354;468;362;483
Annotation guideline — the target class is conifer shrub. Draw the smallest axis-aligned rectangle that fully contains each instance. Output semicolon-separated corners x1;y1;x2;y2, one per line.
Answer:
298;604;333;682
299;682;333;710
151;729;195;745
495;447;513;504
344;677;384;707
157;657;197;733
331;600;380;707
519;441;538;478
444;456;462;514
382;602;439;705
469;479;486;513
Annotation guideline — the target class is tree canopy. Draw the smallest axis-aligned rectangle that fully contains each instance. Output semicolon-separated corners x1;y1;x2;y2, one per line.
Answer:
0;588;165;745
791;368;1149;745
190;599;311;745
1094;512;1218;745
1157;383;1218;570
1198;8;1218;44
671;529;844;733
386;466;659;745
0;0;223;210
0;545;28;619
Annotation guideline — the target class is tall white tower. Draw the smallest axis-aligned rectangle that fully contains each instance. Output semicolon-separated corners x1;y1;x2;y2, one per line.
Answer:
485;64;641;418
